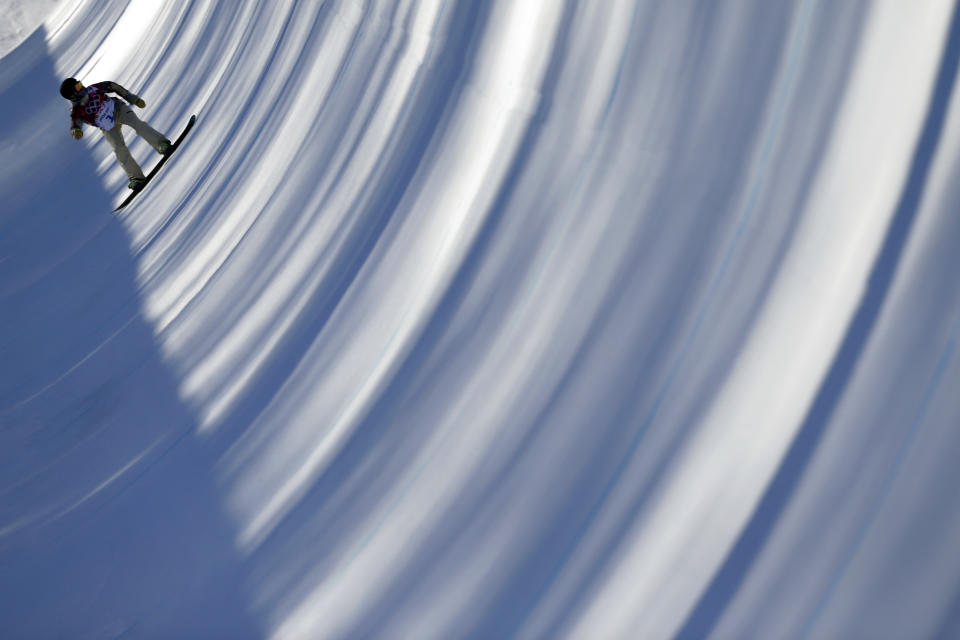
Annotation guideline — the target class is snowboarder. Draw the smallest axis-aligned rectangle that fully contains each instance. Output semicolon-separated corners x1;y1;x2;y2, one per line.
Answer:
59;77;171;190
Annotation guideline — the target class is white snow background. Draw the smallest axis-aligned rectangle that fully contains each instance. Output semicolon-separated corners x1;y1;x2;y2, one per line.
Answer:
2;0;960;638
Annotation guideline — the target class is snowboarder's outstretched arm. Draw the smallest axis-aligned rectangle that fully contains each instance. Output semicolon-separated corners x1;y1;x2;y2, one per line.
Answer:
94;81;146;108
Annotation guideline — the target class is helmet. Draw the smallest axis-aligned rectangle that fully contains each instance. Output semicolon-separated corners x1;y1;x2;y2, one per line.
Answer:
60;77;84;100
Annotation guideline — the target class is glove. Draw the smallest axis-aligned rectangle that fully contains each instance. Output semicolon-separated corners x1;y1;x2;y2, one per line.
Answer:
70;127;83;140
134;97;146;108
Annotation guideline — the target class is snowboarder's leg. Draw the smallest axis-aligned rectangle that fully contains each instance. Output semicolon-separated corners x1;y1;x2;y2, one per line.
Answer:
102;123;145;180
115;102;170;154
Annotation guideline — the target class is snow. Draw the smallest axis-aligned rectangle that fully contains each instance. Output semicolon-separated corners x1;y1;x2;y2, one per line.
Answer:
2;0;960;638
0;0;64;59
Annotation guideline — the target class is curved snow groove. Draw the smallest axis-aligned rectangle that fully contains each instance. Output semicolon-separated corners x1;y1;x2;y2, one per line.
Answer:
3;0;960;637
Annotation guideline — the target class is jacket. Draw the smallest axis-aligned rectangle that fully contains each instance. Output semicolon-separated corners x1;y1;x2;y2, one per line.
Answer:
69;82;138;130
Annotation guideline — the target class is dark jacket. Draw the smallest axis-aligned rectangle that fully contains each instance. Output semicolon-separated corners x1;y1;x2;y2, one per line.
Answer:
69;81;138;130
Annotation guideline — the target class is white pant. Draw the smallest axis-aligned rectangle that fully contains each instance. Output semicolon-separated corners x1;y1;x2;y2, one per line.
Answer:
101;101;168;179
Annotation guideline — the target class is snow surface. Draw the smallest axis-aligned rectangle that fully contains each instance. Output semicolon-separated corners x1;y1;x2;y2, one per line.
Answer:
0;0;64;58
2;0;960;637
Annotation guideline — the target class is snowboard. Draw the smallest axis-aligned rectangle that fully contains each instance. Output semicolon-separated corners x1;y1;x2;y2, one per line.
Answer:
115;114;197;211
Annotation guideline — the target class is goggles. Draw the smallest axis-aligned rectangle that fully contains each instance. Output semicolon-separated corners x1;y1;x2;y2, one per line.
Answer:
73;82;85;97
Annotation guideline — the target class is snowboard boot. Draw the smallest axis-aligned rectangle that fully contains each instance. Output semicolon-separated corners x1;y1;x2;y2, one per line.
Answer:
158;139;172;156
128;176;147;190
